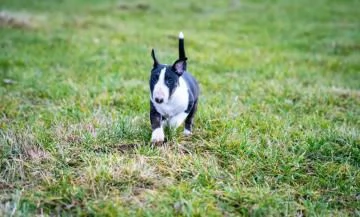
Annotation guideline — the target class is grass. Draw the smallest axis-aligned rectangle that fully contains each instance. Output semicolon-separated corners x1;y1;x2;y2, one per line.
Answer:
0;0;359;216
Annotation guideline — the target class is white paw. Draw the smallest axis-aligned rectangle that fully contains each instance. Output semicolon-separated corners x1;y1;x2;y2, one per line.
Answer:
183;129;192;136
151;127;164;143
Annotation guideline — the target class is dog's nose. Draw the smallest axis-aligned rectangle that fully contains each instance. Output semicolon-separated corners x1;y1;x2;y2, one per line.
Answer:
155;97;164;104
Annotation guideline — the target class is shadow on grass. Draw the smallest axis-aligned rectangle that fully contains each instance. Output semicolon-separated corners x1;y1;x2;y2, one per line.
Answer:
94;143;139;154
305;134;359;168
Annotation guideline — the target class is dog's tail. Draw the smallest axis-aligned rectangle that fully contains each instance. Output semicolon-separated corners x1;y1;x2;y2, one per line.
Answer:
178;32;187;60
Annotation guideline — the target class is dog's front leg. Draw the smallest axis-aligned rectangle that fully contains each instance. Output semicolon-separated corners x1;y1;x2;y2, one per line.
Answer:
168;112;188;129
150;102;164;143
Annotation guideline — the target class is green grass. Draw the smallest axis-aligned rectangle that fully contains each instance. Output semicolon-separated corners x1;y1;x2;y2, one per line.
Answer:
0;0;359;216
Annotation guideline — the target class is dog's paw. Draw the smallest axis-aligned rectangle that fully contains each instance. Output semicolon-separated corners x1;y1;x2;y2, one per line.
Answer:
151;127;165;143
183;129;192;136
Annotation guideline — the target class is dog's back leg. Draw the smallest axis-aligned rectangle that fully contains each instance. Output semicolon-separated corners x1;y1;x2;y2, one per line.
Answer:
184;99;198;135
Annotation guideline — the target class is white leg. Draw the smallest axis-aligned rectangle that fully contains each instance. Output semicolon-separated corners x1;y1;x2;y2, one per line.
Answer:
151;127;164;143
168;112;188;129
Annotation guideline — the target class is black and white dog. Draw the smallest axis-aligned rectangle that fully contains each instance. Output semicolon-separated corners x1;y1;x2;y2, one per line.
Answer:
149;32;199;143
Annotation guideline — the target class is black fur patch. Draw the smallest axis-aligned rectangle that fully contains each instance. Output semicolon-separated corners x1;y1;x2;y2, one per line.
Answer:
149;64;164;96
149;65;182;99
164;67;180;97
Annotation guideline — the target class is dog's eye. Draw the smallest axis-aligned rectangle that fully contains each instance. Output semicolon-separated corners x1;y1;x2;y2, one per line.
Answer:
166;79;173;85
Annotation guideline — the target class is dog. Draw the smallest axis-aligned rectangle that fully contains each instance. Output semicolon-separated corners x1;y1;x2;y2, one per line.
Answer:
149;32;199;143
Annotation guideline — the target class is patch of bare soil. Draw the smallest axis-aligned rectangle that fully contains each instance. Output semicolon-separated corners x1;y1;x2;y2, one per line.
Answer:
0;11;33;29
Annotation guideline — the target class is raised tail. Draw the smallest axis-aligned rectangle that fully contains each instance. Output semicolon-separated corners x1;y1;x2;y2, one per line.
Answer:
178;32;187;60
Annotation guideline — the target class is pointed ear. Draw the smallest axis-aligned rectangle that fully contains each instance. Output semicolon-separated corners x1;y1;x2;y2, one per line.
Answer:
151;49;159;67
172;58;187;76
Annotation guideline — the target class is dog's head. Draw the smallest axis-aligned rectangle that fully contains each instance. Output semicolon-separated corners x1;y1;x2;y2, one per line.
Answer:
149;49;187;104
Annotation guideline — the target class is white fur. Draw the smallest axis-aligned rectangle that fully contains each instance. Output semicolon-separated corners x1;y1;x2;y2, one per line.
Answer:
152;67;169;104
169;112;188;128
183;129;192;136
151;76;189;120
179;32;184;39
151;127;164;143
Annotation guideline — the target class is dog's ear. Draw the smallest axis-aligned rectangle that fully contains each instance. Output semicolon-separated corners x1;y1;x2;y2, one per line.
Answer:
172;58;187;76
151;49;159;67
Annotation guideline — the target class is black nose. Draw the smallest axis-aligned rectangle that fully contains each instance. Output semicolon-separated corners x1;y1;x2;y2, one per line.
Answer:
155;97;164;104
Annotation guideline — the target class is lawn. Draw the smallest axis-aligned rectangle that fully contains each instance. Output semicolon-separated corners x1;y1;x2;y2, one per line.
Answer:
0;0;359;216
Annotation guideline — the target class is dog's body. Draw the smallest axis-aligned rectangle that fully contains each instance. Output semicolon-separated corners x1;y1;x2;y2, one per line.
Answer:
149;32;199;143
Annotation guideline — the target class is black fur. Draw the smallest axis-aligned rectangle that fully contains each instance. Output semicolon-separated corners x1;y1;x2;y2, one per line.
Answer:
182;71;199;131
150;101;162;130
185;99;198;132
149;63;164;95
